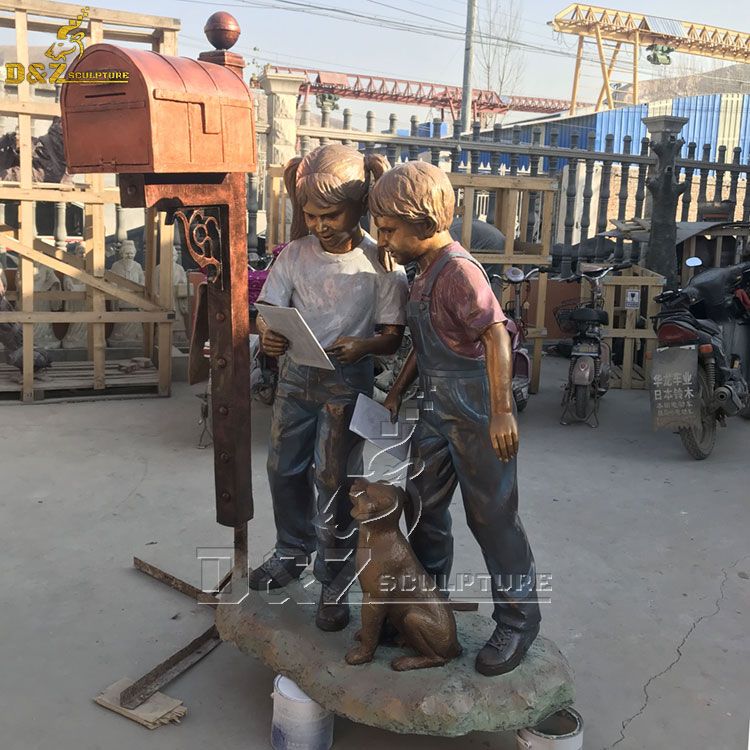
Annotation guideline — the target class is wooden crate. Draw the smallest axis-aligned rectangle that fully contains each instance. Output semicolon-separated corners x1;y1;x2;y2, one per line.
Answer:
585;264;665;390
0;359;159;402
0;0;180;402
448;173;559;394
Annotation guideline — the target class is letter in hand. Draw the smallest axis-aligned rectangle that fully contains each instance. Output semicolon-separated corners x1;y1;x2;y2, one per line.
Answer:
261;327;289;357
325;336;367;365
490;411;519;463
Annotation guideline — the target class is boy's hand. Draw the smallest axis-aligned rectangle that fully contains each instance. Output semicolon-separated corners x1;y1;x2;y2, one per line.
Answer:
383;390;402;422
260;328;289;357
489;411;519;463
326;337;367;364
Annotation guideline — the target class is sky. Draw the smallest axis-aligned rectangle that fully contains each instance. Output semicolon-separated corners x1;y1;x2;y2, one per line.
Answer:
4;0;750;128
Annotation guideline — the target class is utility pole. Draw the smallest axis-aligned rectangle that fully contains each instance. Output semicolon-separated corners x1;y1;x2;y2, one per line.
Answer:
460;0;477;134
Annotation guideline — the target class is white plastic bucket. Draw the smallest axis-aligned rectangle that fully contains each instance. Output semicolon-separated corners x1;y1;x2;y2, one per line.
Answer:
271;675;334;750
516;708;584;750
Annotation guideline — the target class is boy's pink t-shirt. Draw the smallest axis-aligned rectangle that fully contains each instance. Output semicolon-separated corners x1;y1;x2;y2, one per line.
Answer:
409;242;506;359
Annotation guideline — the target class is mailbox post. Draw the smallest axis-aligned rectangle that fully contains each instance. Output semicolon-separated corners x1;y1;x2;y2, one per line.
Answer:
61;16;256;568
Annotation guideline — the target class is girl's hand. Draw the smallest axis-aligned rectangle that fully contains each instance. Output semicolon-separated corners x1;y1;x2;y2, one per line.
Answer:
261;328;289;357
326;337;367;364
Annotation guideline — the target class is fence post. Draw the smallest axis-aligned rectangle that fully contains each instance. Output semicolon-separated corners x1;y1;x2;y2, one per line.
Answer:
563;132;580;249
548;127;561;249
486;123;502;224
247;172;258;254
451;120;463;175
615;135;632;261
728;146;741;221
595;133;614;260
260;68;305;167
299;101;311;157
643;115;688;287
387;113;398;167
680;142;696;222
409;115;419;162
365;111;375;157
527;126;542;242
342;108;353;147
431;118;442;167
579;131;596;248
260;69;305;240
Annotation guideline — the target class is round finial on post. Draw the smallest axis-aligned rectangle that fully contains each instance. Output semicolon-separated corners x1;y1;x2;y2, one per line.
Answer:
204;12;241;50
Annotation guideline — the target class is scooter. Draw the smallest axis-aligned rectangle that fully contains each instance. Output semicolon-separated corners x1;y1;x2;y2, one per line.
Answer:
650;257;750;459
491;266;552;412
559;261;632;426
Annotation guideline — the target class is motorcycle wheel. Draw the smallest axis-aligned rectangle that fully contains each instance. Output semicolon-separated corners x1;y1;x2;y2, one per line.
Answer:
740;406;750;420
678;366;716;460
574;384;590;420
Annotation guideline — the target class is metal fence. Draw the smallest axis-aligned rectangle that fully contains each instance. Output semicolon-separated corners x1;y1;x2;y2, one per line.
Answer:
248;102;750;271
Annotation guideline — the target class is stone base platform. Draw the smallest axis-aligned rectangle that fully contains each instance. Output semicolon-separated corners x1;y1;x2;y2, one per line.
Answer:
215;579;574;737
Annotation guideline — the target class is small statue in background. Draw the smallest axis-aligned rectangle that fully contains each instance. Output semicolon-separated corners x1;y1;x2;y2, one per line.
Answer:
62;242;88;349
16;263;62;349
0;272;51;371
155;245;189;348
108;240;145;347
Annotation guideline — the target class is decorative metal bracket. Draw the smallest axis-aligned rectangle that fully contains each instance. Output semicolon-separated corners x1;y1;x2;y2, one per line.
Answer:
172;208;223;286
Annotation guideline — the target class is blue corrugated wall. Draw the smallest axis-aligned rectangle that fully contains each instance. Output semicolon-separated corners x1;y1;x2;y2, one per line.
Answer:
406;95;750;168
671;95;722;158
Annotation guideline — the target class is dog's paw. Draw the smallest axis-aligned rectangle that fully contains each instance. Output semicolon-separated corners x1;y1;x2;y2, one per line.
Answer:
345;646;373;665
390;656;414;671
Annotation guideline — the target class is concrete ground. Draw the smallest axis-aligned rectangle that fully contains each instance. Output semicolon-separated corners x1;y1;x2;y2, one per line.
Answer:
1;356;748;750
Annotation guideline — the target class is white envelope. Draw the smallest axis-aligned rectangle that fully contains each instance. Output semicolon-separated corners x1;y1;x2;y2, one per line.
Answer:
350;393;414;462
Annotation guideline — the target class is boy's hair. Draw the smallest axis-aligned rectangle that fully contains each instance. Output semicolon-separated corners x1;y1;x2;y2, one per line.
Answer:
284;145;389;241
368;161;455;239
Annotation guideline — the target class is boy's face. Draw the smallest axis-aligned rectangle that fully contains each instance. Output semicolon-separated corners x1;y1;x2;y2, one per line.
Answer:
374;215;427;265
303;198;362;253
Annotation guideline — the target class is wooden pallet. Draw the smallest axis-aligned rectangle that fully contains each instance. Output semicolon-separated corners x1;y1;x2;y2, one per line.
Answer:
586;265;665;390
0;359;161;402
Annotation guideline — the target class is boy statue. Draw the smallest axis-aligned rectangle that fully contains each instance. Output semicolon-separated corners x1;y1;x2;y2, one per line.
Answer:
370;161;541;676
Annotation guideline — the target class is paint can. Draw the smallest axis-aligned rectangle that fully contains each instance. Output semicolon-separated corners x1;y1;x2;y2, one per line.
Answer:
271;675;334;750
516;707;583;750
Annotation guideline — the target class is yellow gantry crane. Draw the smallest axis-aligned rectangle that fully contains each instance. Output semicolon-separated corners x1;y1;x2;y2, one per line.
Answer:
550;4;750;115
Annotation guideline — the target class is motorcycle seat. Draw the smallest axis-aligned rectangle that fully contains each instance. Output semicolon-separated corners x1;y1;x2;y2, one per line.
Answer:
570;307;609;325
695;318;722;336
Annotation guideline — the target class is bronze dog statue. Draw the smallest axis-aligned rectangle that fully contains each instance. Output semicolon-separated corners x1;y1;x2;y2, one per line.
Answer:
345;478;462;671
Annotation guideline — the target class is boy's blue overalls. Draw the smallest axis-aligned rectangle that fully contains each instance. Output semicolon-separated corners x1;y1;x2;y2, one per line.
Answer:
267;356;373;588
405;248;541;633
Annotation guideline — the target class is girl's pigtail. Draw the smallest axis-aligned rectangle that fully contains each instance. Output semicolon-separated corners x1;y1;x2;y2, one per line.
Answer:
364;154;393;271
283;156;307;241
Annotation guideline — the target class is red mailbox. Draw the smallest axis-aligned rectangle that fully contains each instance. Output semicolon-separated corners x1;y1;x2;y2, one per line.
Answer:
60;22;255;533
61;44;256;174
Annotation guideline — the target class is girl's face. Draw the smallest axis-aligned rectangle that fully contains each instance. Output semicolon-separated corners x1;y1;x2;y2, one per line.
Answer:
302;198;362;253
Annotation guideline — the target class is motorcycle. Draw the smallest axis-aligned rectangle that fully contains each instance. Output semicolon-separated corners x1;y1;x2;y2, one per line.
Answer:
650;257;750;460
491;266;552;412
559;261;632;426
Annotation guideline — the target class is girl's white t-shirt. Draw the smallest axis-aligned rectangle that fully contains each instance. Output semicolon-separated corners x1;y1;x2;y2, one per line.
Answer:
258;233;408;349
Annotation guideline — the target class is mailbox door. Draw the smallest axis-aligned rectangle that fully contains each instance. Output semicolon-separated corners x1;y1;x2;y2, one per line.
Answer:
62;48;152;172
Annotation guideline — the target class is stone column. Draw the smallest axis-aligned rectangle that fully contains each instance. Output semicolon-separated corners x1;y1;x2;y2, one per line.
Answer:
643;115;689;287
259;69;306;242
54;202;67;251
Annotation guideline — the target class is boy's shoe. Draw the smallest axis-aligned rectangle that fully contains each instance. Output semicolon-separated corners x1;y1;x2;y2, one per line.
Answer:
475;624;539;676
315;585;350;631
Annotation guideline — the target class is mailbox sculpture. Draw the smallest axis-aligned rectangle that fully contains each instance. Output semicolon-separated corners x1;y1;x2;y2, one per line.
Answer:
61;17;255;551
